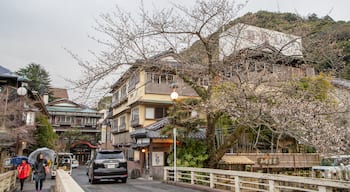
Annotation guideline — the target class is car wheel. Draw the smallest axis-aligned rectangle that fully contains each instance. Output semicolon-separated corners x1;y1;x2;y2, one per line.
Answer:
121;178;127;183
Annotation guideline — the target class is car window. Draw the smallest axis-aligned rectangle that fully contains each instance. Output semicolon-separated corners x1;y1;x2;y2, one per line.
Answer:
96;151;124;159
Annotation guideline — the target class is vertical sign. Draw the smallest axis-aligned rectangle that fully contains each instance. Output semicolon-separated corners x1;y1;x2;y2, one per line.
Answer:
152;152;164;166
26;112;35;126
101;125;106;143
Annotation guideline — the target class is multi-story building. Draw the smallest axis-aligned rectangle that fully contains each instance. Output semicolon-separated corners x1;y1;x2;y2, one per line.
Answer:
109;50;198;177
46;98;102;164
109;23;318;177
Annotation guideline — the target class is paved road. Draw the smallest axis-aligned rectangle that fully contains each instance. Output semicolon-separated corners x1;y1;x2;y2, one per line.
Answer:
71;166;201;192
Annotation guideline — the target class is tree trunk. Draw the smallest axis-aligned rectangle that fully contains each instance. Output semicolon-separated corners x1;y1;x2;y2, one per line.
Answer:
206;113;217;168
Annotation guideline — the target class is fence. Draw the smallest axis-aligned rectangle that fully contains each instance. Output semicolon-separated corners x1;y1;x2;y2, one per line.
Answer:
0;170;16;192
164;167;350;192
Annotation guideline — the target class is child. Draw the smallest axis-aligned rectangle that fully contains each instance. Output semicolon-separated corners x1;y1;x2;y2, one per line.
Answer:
17;159;31;192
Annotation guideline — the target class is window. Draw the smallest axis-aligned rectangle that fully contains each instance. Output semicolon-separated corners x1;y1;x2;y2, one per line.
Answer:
198;77;209;87
153;74;160;84
112;91;119;103
85;118;96;125
145;107;167;119
155;107;166;119
128;72;140;92
58;116;71;123
145;107;155;119
160;74;167;84
111;118;118;131
96;151;125;160
146;72;174;84
75;118;82;125
119;116;126;130
120;85;127;100
131;107;139;121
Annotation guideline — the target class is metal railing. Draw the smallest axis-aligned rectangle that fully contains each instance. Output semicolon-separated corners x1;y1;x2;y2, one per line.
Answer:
164;167;350;192
0;170;16;192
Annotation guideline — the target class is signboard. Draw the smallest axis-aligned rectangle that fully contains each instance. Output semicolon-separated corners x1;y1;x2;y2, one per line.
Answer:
101;125;106;143
26;112;35;126
152;152;164;166
257;156;279;165
137;138;150;144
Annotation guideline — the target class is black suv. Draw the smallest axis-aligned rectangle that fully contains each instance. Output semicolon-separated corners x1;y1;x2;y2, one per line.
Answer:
88;150;128;184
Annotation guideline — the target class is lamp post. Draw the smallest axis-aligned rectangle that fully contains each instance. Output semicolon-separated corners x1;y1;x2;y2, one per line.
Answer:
16;86;27;156
170;88;178;182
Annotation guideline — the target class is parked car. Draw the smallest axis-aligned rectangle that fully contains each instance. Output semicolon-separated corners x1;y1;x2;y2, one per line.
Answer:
72;159;79;169
88;150;128;184
51;152;73;179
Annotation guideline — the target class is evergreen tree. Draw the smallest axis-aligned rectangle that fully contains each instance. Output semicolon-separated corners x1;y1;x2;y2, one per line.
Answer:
35;114;57;149
16;63;51;95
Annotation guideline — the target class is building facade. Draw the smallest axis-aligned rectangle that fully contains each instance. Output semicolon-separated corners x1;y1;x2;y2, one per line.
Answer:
46;99;102;164
109;50;198;177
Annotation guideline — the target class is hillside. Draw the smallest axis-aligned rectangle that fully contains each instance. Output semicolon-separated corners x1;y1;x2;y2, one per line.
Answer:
181;11;350;79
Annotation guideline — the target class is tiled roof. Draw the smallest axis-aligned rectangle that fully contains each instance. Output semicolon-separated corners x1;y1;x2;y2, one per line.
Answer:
146;118;169;131
130;117;206;139
0;65;12;74
47;106;99;114
49;87;68;99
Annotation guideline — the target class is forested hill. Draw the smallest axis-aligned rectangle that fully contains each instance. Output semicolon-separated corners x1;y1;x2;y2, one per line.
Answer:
233;11;350;79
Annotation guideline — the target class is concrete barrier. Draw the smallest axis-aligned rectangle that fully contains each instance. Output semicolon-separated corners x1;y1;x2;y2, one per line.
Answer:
55;169;84;192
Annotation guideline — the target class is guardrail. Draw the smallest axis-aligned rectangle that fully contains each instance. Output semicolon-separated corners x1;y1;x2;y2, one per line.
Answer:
55;169;84;192
0;170;16;192
164;167;350;192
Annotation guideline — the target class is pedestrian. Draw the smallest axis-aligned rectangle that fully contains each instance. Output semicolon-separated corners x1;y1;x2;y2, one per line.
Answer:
17;159;31;192
33;153;48;192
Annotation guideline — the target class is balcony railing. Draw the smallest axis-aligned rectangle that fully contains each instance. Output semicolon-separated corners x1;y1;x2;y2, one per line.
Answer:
53;122;97;127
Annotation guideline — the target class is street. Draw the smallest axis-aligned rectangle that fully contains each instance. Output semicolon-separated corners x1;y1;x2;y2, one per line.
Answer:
71;166;201;192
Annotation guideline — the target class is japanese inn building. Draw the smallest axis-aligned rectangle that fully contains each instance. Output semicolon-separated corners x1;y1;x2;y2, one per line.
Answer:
108;23;317;179
46;98;102;164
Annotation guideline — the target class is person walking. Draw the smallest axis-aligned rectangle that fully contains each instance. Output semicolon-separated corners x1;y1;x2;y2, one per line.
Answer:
17;159;31;192
33;153;48;192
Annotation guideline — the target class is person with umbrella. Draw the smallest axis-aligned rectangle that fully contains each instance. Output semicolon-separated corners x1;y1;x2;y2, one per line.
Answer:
33;153;48;192
17;159;31;192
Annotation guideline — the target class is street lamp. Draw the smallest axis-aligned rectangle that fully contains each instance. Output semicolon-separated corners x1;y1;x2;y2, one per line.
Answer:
170;88;178;182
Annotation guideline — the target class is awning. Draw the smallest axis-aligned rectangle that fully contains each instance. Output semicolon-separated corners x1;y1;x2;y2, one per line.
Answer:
220;155;255;165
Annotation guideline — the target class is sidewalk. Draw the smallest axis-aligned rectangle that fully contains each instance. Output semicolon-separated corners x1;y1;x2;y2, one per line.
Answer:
16;176;55;192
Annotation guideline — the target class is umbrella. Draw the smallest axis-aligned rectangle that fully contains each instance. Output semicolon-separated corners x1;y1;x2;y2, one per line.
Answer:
10;156;29;167
28;147;55;165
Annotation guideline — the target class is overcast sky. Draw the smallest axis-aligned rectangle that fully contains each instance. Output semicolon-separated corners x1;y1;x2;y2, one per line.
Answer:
1;0;349;103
